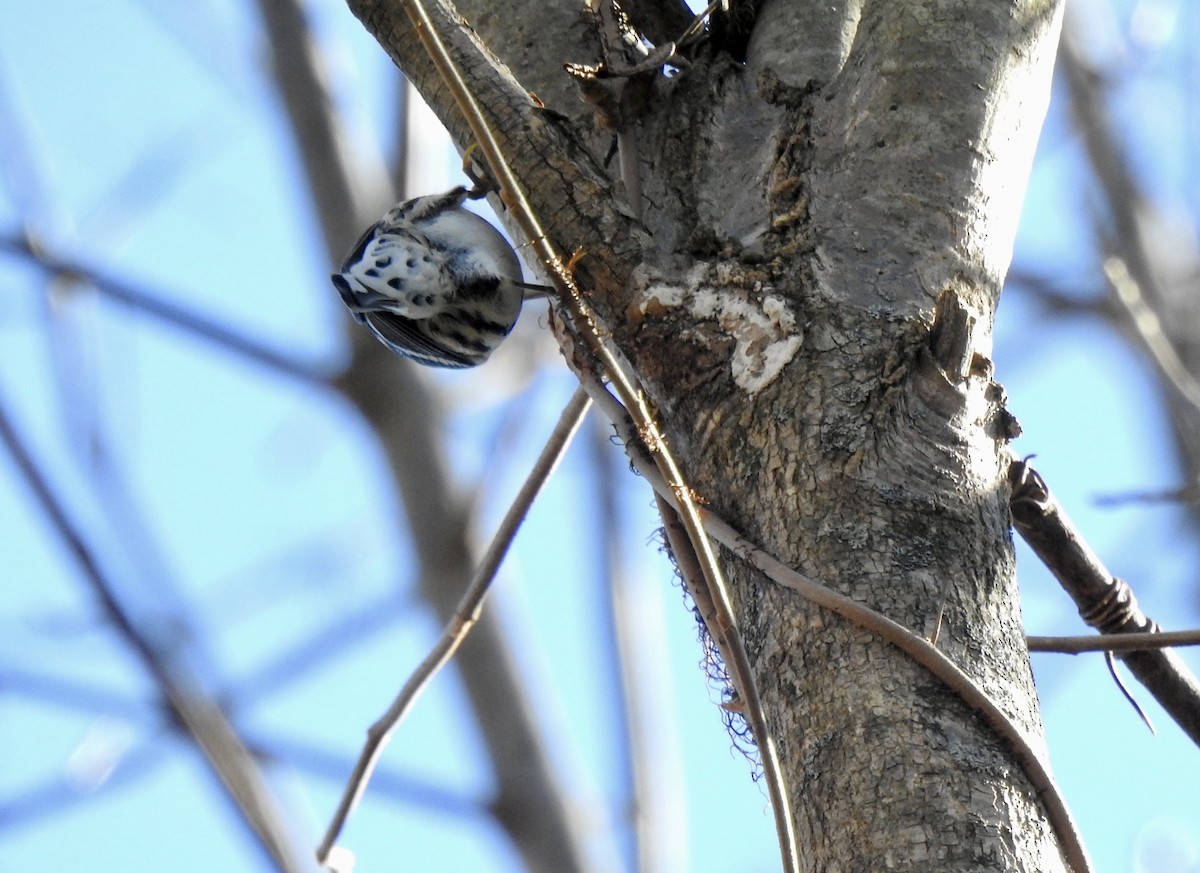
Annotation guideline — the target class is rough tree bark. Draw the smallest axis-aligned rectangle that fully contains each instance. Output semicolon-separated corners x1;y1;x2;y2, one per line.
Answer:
343;0;1071;870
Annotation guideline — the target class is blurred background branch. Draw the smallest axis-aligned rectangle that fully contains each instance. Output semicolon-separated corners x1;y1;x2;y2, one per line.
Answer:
1;1;1199;872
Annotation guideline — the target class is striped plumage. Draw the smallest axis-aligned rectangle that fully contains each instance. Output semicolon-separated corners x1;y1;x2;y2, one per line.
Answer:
332;187;527;368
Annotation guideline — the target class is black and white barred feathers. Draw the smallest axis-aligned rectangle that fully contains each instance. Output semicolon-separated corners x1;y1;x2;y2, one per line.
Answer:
332;186;534;368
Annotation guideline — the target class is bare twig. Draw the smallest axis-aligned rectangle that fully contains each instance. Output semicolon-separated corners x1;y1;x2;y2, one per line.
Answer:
1004;267;1112;319
0;393;310;873
395;4;799;870
1102;256;1200;416
1028;629;1200;654
1094;483;1200;506
1;233;328;384
1009;457;1200;746
316;386;592;867
712;516;1093;873
35;266;223;689
576;374;1094;873
251;735;486;818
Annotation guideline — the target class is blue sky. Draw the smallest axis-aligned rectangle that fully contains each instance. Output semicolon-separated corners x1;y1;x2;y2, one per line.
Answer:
1;2;1199;872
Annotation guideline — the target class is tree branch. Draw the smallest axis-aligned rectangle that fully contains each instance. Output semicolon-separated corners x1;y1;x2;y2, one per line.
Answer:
1028;629;1200;654
0;394;310;873
0;233;328;385
317;387;591;867
1009;457;1200;746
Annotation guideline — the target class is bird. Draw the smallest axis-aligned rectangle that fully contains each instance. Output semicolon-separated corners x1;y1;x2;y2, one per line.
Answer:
332;186;544;367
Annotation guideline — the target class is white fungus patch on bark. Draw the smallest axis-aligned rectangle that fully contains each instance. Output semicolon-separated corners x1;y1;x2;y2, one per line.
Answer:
633;263;802;394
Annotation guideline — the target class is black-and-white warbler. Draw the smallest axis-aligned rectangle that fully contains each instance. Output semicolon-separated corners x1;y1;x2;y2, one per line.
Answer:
332;186;542;368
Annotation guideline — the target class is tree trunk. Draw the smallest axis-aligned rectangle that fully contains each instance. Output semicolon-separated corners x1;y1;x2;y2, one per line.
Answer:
344;0;1071;870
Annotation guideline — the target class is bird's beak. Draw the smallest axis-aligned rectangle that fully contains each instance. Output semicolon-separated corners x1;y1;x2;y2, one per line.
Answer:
331;273;373;322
